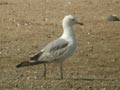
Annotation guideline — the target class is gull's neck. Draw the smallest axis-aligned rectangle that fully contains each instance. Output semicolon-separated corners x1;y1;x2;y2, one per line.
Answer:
60;22;76;41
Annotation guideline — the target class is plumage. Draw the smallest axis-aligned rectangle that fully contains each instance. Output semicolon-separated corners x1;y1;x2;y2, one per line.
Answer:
16;15;83;79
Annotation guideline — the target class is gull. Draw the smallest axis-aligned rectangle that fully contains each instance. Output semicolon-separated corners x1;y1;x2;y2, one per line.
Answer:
16;15;83;79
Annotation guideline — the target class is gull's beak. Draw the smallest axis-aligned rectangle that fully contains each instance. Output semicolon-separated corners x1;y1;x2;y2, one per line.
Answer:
77;22;84;25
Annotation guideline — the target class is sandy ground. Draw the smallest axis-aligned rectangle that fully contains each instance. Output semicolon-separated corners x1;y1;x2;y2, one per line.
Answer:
0;0;120;90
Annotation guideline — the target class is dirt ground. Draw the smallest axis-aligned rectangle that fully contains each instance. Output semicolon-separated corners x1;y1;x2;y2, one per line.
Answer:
0;0;120;90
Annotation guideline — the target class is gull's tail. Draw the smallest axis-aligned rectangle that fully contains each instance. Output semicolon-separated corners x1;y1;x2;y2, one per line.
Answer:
16;60;45;68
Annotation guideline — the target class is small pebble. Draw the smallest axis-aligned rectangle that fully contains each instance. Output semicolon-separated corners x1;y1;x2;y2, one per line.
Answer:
16;23;20;27
24;23;28;26
34;76;37;79
26;77;30;80
87;32;90;35
87;41;90;45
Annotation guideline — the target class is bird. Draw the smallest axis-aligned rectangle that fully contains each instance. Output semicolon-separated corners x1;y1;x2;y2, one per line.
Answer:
108;15;120;21
16;15;83;79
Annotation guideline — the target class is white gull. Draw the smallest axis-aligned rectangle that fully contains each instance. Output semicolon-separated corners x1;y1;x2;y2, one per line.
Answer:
16;15;83;79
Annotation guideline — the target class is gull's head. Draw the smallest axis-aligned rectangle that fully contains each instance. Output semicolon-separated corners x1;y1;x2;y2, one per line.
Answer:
62;15;83;26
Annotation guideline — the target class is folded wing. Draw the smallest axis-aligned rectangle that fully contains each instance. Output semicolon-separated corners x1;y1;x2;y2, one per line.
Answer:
16;39;69;68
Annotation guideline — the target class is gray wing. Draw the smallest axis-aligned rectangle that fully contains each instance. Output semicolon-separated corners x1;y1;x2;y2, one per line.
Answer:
30;38;70;62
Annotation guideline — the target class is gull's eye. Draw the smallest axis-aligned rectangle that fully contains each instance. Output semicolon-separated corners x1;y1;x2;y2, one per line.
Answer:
71;19;75;21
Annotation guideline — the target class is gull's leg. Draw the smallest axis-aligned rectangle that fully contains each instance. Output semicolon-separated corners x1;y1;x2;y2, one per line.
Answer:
60;63;63;79
43;63;47;79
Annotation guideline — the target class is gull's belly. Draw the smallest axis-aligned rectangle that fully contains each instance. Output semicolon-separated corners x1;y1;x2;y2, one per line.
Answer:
65;44;76;58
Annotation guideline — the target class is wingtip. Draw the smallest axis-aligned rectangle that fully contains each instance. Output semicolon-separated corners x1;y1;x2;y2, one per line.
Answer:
15;60;42;68
16;61;30;68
